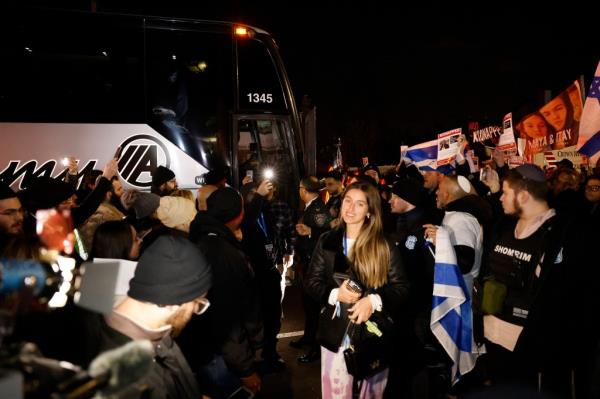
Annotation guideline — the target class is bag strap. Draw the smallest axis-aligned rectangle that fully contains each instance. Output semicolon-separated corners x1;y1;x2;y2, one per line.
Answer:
352;378;363;398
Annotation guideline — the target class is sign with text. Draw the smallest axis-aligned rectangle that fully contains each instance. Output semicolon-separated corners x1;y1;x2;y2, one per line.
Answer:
437;128;462;166
497;113;517;154
516;81;583;160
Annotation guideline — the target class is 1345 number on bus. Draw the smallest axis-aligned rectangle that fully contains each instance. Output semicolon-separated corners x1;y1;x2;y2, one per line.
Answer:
246;93;273;104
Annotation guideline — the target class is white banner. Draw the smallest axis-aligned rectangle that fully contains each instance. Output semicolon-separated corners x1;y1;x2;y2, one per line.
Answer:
498;113;517;153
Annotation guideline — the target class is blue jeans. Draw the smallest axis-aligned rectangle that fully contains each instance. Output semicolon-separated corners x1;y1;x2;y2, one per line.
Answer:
197;355;242;399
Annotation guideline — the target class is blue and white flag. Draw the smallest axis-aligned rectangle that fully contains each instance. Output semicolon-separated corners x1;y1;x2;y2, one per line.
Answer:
430;227;483;384
405;139;454;174
578;60;600;164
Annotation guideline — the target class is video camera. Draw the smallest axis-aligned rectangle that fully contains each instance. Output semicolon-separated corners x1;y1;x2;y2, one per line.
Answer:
0;206;135;398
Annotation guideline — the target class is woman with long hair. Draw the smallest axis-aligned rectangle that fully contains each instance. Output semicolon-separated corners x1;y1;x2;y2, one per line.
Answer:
305;182;408;398
90;220;140;260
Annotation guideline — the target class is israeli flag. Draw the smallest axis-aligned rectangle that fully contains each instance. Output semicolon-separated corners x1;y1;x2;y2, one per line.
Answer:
405;140;454;174
430;227;483;384
578;60;600;165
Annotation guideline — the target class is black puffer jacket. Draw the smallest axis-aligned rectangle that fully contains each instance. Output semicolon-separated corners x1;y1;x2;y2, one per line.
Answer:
179;213;262;378
305;228;409;351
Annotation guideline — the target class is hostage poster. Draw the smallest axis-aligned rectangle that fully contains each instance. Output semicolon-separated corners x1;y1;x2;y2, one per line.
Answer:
515;81;583;161
437;128;462;166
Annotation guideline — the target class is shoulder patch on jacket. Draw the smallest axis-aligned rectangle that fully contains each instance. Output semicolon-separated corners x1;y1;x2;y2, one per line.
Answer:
405;235;417;250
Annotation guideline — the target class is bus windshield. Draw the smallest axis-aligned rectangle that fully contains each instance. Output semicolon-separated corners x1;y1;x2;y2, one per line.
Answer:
0;8;303;206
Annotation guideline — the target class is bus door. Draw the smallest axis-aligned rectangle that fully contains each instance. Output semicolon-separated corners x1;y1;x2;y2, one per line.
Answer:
234;116;299;209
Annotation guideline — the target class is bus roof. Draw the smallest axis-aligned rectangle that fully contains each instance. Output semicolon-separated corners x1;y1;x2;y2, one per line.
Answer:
7;5;272;37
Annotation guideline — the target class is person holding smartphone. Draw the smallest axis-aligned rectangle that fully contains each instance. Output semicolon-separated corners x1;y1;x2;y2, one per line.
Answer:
305;182;409;398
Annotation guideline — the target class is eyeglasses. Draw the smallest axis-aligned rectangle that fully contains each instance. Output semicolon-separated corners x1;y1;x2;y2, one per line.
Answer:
586;185;600;192
0;208;25;217
193;297;211;315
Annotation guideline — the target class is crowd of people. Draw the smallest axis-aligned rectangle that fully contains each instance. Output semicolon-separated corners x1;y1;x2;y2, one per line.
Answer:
1;148;599;399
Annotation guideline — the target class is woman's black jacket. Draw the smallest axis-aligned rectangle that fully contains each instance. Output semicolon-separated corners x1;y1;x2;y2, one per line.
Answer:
304;228;409;350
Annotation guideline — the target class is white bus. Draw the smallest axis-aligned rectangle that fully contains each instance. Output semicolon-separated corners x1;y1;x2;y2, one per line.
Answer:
0;6;305;206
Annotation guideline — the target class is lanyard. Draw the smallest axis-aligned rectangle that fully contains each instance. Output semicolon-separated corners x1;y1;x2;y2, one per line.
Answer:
343;233;348;257
337;232;349;319
257;212;269;238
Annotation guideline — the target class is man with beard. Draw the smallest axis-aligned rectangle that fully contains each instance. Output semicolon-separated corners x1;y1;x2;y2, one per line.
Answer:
324;170;344;223
0;181;25;253
151;165;178;196
425;175;488;294
423;175;489;395
481;164;578;396
0;181;24;235
78;176;127;252
87;235;212;398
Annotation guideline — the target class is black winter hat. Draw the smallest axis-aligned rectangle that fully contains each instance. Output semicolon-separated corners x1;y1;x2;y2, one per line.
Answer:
20;176;75;210
128;235;212;305
391;178;426;207
206;187;243;224
151;166;176;187
133;192;161;219
203;167;228;185
0;181;17;200
361;163;380;177
202;157;230;186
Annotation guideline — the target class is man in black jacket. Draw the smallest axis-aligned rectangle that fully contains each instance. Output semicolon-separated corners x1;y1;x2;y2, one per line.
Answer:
387;178;443;398
292;176;331;362
481;164;578;396
241;178;294;372
88;235;212;399
183;187;263;398
389;178;435;338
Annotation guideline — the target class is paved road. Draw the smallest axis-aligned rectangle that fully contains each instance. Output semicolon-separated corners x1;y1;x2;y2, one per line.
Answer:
258;284;321;398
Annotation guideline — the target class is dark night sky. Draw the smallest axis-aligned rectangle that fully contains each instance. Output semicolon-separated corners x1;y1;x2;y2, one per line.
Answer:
18;0;600;166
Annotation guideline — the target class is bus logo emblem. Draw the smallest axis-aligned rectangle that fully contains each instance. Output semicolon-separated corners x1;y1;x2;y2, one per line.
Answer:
118;135;170;187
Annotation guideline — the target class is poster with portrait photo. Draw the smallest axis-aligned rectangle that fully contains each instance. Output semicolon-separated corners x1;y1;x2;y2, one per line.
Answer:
516;81;583;161
437;128;462;166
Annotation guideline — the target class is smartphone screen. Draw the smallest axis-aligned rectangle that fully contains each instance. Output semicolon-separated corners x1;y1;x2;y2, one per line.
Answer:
479;168;488;181
246;170;253;180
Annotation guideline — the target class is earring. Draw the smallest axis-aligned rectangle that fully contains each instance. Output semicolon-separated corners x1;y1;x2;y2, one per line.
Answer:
367;213;370;219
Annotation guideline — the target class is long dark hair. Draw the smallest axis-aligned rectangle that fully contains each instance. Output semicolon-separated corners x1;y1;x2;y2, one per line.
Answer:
90;220;135;260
